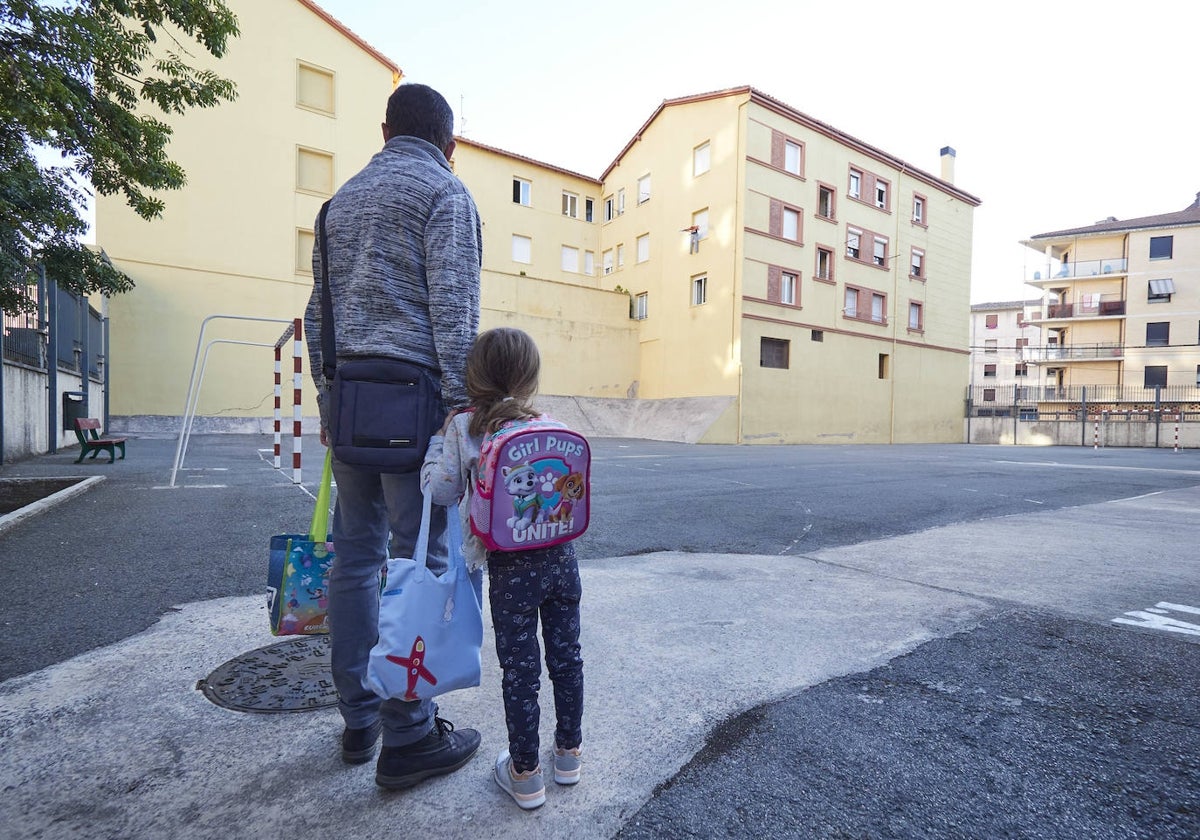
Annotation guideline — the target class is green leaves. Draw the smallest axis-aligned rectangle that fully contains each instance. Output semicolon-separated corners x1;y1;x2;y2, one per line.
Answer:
0;0;239;312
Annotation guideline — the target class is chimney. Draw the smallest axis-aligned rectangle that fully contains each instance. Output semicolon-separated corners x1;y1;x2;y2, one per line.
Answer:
1190;191;1200;210
940;146;956;184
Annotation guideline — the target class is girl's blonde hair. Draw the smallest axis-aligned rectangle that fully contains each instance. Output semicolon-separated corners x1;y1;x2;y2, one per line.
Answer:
466;327;540;438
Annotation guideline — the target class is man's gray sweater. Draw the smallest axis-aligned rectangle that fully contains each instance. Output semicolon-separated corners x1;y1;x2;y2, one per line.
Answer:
304;135;482;423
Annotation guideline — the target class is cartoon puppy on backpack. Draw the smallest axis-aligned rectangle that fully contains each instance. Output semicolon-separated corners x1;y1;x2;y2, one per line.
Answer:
502;463;541;530
547;471;585;524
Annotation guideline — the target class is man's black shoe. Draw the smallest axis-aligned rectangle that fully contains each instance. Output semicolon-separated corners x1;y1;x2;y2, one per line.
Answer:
342;720;382;765
375;716;481;789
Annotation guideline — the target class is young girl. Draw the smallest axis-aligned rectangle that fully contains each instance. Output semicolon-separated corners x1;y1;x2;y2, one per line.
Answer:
420;327;584;810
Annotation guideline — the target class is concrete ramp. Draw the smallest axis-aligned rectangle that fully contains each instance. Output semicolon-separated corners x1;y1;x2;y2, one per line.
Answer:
538;395;734;443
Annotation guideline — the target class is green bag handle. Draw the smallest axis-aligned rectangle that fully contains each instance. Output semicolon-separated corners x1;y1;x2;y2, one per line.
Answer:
310;448;334;542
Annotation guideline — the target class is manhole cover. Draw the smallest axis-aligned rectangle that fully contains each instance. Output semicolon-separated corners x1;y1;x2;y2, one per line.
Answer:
198;635;337;713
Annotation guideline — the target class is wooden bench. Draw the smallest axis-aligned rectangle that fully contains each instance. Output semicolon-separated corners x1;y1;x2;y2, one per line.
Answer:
73;418;127;464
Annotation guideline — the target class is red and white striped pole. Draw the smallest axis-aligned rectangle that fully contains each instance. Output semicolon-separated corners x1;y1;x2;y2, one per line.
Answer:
292;317;303;484
1093;415;1099;450
1174;419;1180;453
273;345;283;470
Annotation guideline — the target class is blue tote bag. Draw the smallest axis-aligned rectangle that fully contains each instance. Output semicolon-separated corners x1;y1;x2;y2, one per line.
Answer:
365;493;484;701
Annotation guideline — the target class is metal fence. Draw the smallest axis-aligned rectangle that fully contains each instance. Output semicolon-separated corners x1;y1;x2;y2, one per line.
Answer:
2;270;103;379
967;384;1200;419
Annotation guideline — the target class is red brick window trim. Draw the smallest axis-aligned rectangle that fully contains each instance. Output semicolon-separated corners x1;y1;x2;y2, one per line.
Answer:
816;181;837;221
770;130;805;178
843;284;888;325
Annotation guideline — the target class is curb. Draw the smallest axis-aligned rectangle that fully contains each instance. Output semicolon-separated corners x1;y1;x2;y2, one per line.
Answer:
0;475;106;536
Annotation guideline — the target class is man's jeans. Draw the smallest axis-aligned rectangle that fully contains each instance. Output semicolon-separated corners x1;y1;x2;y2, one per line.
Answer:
328;458;448;748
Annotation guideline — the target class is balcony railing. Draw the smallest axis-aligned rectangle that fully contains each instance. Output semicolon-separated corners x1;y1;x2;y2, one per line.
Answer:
1024;343;1124;362
1029;257;1128;281
1041;295;1125;319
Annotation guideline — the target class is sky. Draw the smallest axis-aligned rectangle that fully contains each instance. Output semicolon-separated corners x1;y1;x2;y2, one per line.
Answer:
309;0;1198;304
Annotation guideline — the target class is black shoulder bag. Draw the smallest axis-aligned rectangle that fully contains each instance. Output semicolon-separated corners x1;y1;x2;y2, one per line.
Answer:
317;201;447;473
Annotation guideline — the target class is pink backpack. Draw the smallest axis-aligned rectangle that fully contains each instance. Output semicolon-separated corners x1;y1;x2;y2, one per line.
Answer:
469;416;591;552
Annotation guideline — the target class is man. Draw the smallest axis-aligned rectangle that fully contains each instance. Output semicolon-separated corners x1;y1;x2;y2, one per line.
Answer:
304;83;482;789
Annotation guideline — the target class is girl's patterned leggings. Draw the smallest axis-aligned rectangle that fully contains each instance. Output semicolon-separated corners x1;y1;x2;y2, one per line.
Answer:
488;543;584;773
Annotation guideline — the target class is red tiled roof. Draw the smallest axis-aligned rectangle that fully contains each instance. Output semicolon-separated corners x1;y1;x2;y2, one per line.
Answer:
454;137;602;185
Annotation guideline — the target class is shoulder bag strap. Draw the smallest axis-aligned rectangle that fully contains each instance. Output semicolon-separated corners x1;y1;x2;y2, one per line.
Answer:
317;200;337;381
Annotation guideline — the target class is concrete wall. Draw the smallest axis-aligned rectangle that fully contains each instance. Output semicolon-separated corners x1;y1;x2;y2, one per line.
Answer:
2;363;97;462
966;415;1200;448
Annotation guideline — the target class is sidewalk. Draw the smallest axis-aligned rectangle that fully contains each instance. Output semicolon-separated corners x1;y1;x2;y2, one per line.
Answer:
1;434;1197;838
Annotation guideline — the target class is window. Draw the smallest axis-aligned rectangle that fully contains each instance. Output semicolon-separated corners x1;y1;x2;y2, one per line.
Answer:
985;314;998;329
296;229;315;274
691;274;707;306
984;364;997;377
871;292;885;322
816;247;834;282
848;168;862;199
584;251;594;276
585;198;595;222
692;209;709;240
602;249;614;275
908;301;923;331
811;330;824;342
1146;322;1170;346
617;244;625;268
637;174;651;204
846;230;861;259
1016;337;1030;355
562;191;578;218
1015;363;1028;377
783;207;800;242
817;185;835;220
912;194;926;225
878;353;890;379
1144;365;1168;388
561;245;579;273
781;271;797;305
910;248;925;279
874;178;889;211
844;286;886;324
296;147;334;195
636;234;650;263
872;237;888;267
604;196;615;222
1196;365;1200;387
983;388;997;402
1149;236;1173;260
784;140;802;176
760;337;789;369
511;235;532;264
984;339;998;354
1149;278;1175;302
617;188;626;215
513;178;531;206
297;61;334;114
634;292;648;320
693;141;710;176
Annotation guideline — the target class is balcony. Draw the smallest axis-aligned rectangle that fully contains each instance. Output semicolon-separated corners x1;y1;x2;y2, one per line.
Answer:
1032;294;1125;322
1024;343;1124;363
1027;257;1128;285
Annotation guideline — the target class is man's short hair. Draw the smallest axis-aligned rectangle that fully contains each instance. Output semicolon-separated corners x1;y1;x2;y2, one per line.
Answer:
384;84;454;150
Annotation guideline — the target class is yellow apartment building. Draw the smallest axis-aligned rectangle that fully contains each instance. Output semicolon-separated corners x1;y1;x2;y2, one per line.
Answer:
96;0;400;429
97;4;980;445
1022;194;1200;399
968;300;1044;408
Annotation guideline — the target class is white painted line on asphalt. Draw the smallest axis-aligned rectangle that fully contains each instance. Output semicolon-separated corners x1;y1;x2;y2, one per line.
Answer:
150;484;229;489
1024;499;1044;505
1112;602;1200;636
962;488;978;492
1157;601;1200;616
1107;491;1166;503
995;460;1200;477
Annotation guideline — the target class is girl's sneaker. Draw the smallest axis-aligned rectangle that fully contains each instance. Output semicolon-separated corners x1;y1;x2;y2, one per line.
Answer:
494;749;546;810
553;745;582;785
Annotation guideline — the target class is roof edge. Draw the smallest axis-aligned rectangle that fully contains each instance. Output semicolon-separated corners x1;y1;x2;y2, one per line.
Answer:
296;0;401;76
455;137;603;185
